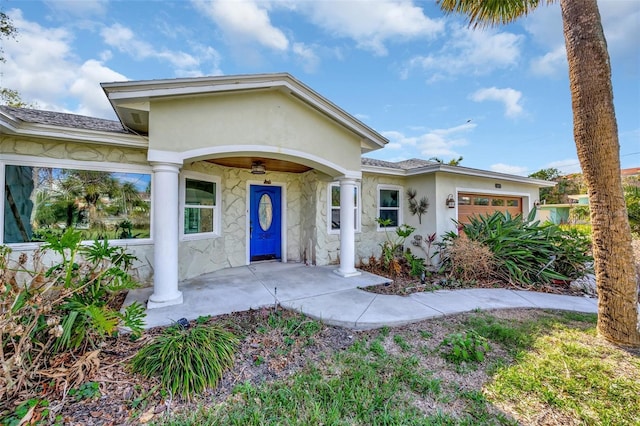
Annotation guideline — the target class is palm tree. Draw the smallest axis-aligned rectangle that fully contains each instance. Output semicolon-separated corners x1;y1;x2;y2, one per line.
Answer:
438;0;639;347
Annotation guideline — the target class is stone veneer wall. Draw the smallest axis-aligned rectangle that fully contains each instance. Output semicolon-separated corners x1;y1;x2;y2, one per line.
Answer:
357;173;406;265
178;161;311;280
312;172;408;268
1;136;154;285
0;136;149;164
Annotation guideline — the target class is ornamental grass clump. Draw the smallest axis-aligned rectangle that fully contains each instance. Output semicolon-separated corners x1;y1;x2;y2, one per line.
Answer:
130;323;238;399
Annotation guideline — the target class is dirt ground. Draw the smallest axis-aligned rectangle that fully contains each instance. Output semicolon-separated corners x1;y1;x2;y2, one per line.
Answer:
7;308;561;425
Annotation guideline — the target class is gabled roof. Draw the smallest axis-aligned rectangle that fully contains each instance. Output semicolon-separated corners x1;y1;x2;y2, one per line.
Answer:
101;73;388;153
0;106;147;147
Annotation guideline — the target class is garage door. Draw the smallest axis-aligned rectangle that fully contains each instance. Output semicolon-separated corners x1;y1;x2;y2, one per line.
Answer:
457;193;522;224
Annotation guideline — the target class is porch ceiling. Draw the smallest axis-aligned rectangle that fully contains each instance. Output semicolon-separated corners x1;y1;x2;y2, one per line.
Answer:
206;156;313;173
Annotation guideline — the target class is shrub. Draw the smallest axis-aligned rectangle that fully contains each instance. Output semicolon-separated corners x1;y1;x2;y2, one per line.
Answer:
445;238;494;282
448;210;592;285
0;228;145;401
130;323;238;399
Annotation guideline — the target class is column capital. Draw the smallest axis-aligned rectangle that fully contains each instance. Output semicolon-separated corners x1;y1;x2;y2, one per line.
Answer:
338;177;359;185
150;162;182;173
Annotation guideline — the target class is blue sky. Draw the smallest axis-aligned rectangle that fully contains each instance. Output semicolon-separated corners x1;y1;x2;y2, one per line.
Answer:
2;0;638;176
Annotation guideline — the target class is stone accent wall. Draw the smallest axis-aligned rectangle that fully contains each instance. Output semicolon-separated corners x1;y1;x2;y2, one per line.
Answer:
0;136;148;164
357;173;407;265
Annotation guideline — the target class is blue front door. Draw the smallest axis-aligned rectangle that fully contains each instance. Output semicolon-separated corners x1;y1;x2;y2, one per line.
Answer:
250;185;282;261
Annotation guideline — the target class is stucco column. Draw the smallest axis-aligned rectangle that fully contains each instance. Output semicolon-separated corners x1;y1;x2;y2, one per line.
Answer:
148;162;183;309
335;178;361;277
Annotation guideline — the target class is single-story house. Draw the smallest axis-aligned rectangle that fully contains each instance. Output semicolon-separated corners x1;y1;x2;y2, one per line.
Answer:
0;73;554;308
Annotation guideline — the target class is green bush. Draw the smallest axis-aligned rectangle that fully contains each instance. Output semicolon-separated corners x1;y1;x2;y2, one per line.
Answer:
444;210;592;285
1;228;145;401
130;323;238;399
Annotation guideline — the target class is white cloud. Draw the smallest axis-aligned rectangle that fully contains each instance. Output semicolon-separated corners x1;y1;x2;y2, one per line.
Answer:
525;1;640;76
292;42;320;73
402;25;522;80
302;1;443;56
69;60;128;117
382;122;476;158
530;45;566;76
100;23;202;69
2;9;122;118
490;163;529;176
192;0;289;51
470;87;524;118
545;158;583;175
43;0;108;17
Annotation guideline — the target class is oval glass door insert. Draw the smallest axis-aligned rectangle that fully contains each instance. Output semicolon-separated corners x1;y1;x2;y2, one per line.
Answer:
258;193;273;231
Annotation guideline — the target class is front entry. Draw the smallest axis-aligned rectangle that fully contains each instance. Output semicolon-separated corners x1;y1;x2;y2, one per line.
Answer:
249;185;282;261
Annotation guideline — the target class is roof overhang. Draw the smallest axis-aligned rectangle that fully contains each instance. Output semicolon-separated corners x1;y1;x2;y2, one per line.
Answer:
361;162;557;187
101;73;388;153
0;109;148;148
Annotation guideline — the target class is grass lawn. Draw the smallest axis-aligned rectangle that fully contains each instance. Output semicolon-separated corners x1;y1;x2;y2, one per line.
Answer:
155;309;640;426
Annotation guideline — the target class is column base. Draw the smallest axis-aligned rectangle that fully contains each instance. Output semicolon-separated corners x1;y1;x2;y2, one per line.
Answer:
333;269;362;278
147;291;184;309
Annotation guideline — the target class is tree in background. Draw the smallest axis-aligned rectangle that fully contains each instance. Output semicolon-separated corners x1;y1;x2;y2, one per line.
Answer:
429;156;463;166
529;168;585;204
438;0;639;347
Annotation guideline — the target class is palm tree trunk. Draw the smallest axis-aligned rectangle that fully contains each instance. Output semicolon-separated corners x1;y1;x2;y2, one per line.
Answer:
560;0;640;346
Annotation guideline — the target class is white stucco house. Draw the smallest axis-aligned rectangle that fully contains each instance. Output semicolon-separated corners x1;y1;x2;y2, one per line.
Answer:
0;73;554;308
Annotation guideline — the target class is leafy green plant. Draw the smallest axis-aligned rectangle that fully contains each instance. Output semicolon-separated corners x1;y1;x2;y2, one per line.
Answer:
403;251;426;278
130;324;238;399
440;331;490;364
1;227;145;402
376;218;415;274
442;210;592;285
68;381;101;401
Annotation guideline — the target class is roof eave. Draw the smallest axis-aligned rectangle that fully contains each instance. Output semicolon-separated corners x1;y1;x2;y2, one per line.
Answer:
405;164;557;186
0;116;148;148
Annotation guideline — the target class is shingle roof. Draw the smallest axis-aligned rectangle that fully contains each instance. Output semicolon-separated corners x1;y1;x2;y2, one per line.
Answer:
0;106;128;134
361;157;437;170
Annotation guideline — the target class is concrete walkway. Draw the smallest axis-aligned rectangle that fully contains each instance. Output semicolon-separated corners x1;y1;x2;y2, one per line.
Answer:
124;262;598;330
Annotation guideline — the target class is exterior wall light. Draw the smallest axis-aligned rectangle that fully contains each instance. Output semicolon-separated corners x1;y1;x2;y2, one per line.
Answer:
446;194;455;208
251;161;266;174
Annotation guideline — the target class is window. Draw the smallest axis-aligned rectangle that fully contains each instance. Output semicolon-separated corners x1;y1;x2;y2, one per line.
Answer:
181;172;220;238
474;197;490;206
328;182;360;233
3;164;151;244
378;185;402;228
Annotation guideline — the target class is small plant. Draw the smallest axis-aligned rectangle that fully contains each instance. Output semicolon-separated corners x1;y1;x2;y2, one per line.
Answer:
130;323;238;399
406;188;429;224
393;334;412;351
440;331;490;364
404;251;426;278
376;218;415;274
68;381;101;401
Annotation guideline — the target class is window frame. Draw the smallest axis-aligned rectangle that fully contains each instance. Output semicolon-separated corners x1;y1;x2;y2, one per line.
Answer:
0;154;153;248
327;182;361;235
179;171;221;241
377;184;403;230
